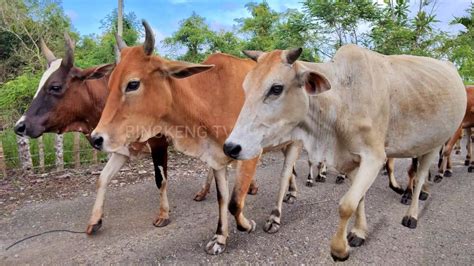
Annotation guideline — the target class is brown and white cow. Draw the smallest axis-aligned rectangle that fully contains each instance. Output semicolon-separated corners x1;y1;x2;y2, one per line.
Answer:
436;85;474;182
224;45;466;260
90;21;300;255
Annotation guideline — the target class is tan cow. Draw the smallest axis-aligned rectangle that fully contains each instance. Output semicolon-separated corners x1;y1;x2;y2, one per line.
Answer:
224;45;466;261
90;21;300;255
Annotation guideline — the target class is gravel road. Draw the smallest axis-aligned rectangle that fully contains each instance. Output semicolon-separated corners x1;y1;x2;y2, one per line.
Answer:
1;150;473;264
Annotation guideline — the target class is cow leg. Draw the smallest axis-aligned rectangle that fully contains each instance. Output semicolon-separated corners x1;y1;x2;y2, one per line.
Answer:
306;160;314;187
315;161;327;183
347;196;366;247
206;167;229;255
335;173;346;184
401;158;417;205
330;152;384;261
86;153;128;235
149;140;171;227
264;141;301;234
194;168;213;201
283;167;298;204
465;128;472;166
402;148;438;229
228;157;260;233
248;175;259;195
386;158;404;194
454;135;462;154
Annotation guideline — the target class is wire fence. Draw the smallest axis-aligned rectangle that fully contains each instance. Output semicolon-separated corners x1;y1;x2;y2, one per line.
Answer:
0;112;108;178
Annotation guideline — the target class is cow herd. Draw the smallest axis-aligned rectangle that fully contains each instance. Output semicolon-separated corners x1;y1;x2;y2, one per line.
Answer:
13;20;473;261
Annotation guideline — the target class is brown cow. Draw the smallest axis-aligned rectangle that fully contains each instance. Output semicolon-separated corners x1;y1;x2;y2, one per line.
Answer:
90;21;300;255
436;85;474;182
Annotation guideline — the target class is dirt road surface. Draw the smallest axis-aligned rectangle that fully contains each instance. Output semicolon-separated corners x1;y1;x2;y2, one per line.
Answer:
1;151;473;264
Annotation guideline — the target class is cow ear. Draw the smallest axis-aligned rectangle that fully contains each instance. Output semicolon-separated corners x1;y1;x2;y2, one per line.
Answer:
301;71;331;95
243;50;264;62
72;64;115;80
164;61;214;79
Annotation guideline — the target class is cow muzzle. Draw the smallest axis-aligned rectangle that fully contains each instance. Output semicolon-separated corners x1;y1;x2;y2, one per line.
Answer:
223;141;242;159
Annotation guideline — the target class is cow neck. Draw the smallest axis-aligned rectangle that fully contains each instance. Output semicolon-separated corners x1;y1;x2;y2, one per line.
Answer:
163;76;230;145
80;75;110;134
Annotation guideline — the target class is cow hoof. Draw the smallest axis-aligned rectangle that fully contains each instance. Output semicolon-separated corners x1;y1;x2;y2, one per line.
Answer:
86;219;103;235
455;150;461;155
433;175;443;183
389;183;405;195
283;193;296;204
315;175;326;183
247;186;259;195
306;179;314;187
400;192;412;205
465;160;470;166
468;166;474;173
263;218;281;234
193;190;208;202
205;236;226;255
401;216;417;229
331;251;349;262
335;175;345;184
443;170;452;177
382;170;388;176
237;219;256;233
153;218;171;227
419;191;429;201
347;232;365;247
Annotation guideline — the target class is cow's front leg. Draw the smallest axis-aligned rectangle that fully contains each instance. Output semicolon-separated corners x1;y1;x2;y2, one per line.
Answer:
330;151;384;261
306;160;315;187
228;157;260;234
264;141;301;234
283;169;297;204
86;153;128;234
149;141;171;227
386;158;404;194
205;167;229;255
194;168;213;201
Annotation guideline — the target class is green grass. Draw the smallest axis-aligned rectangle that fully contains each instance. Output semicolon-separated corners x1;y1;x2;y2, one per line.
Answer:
1;129;108;171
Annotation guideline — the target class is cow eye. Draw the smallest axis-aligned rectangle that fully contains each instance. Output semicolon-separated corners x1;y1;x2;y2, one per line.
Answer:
126;80;140;92
269;84;284;96
49;85;62;93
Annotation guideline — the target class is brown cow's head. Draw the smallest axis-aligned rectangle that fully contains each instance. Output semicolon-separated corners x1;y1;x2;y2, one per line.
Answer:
90;20;213;153
14;33;114;138
223;49;331;160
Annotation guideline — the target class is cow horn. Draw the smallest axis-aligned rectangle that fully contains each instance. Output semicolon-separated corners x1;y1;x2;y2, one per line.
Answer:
39;38;57;65
115;32;128;51
62;32;75;68
142;20;155;56
286;48;303;65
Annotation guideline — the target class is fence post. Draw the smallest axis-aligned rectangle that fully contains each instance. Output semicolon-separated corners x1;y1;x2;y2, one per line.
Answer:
0;135;6;178
55;134;64;171
73;132;80;168
38;135;45;172
16;135;33;174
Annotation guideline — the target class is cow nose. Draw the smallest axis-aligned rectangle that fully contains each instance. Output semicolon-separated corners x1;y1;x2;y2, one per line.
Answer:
91;135;104;150
14;121;26;136
223;142;242;159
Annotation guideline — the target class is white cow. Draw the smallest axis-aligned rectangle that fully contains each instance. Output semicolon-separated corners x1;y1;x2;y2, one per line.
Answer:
224;45;466;261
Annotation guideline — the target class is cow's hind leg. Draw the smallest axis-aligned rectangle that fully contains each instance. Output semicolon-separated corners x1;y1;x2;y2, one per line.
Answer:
401;158;417;205
206;167;229;255
386;158;404;194
467;128;474;172
194;169;213;201
86;153;128;234
330;151;384;261
315;161;327;183
283;167;298;204
150;141;171;227
402;148;438;229
264;142;301;234
306;160;314;187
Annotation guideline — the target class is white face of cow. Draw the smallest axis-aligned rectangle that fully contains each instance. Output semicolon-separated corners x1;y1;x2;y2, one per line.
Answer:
224;49;331;160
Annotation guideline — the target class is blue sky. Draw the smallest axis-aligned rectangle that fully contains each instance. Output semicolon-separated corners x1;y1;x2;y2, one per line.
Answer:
62;0;471;53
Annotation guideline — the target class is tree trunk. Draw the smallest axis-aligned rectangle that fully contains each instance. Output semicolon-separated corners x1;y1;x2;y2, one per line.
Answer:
73;132;81;168
0;137;6;178
16;135;33;174
55;134;64;171
38;135;45;172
